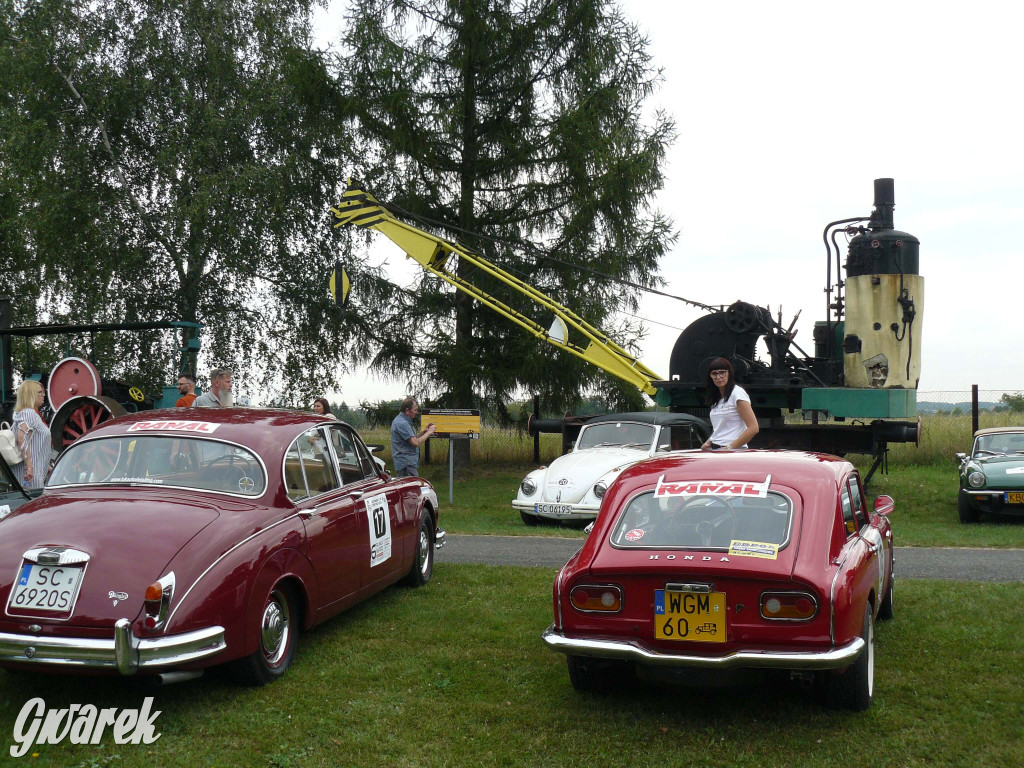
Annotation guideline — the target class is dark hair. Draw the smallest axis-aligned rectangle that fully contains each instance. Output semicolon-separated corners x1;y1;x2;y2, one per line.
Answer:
399;396;417;413
178;371;195;383
313;397;333;416
704;357;735;408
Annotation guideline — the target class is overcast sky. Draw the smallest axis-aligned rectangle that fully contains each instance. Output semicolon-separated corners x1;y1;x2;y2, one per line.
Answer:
316;1;1021;405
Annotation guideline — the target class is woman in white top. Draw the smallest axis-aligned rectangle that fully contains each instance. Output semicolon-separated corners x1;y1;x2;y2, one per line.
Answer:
700;357;759;450
12;380;52;488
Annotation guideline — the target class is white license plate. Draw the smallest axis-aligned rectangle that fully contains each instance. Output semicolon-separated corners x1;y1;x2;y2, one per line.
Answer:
536;503;573;516
9;563;84;612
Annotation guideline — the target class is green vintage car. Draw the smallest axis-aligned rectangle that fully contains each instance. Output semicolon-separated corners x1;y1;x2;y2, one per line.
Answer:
956;427;1024;523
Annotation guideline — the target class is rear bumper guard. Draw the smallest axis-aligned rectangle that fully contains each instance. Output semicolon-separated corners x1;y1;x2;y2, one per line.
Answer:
542;624;864;671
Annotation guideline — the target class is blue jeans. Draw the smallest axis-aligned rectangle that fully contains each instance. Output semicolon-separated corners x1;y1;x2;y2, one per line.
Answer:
395;465;418;477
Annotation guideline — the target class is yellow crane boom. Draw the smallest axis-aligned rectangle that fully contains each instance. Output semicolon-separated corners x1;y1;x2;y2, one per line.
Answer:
331;181;662;396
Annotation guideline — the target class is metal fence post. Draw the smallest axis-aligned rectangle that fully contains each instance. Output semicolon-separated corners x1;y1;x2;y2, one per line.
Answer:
972;385;979;437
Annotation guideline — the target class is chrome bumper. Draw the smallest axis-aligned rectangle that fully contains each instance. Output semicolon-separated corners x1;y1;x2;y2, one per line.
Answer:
0;619;226;675
542;624;865;671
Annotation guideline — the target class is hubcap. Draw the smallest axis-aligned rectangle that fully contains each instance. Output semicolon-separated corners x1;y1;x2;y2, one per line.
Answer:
261;591;290;666
419;527;431;577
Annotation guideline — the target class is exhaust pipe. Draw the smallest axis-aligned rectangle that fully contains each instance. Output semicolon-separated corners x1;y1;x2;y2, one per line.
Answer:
157;670;205;685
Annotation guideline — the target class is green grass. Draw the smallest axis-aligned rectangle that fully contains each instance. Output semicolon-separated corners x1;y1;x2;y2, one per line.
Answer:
1;566;1020;768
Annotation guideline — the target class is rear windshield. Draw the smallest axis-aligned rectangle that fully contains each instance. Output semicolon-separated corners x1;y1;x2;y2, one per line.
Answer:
610;489;793;550
48;435;267;497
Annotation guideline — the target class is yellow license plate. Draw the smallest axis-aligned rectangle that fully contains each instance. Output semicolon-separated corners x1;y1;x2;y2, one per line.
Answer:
1006;492;1024;504
654;590;726;643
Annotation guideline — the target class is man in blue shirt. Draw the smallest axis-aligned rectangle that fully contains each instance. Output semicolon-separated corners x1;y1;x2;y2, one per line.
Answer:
390;397;436;477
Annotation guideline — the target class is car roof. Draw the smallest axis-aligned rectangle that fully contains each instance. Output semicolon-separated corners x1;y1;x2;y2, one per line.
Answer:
78;407;341;459
974;426;1024;436
613;449;853;491
584;412;708;428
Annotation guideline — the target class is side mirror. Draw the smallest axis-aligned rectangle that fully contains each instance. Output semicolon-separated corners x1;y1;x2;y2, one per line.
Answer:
583;521;594;536
873;495;895;516
955;452;967;465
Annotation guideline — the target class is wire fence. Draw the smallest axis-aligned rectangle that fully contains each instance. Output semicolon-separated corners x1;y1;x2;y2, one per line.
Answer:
359;389;1024;470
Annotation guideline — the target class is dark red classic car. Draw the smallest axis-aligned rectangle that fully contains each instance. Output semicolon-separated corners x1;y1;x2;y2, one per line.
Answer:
543;450;894;710
0;408;442;684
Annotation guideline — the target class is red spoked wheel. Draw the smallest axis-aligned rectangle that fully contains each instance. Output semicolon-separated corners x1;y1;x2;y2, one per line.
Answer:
50;396;127;451
47;357;102;411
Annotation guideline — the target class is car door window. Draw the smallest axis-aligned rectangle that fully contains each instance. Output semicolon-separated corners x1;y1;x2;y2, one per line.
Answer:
285;429;339;500
840;484;857;536
329;426;373;486
284;444;307;501
849;475;868;529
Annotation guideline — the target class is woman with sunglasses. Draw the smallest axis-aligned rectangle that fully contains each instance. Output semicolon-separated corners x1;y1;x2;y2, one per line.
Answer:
700;357;759;450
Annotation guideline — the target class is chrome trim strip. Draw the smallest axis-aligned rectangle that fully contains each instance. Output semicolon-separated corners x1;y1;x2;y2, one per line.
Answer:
164;513;303;627
829;552;850;646
0;623;226;674
541;624;864;671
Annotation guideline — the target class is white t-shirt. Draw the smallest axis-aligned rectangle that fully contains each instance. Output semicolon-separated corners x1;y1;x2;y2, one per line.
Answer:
709;385;751;447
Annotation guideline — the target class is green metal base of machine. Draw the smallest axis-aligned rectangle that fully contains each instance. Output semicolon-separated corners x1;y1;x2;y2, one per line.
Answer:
801;387;917;419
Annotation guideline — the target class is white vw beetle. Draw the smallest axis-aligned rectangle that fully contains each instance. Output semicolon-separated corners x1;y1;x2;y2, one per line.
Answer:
513;412;709;525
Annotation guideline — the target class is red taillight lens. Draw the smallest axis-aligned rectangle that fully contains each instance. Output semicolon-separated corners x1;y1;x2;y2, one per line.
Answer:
760;591;818;620
569;585;622;612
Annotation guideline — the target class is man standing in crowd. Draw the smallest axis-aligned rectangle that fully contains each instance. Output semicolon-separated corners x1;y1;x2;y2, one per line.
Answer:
390;397;435;477
194;368;233;407
175;372;197;407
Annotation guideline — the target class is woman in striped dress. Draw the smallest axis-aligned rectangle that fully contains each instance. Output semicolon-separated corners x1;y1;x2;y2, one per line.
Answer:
12;380;51;488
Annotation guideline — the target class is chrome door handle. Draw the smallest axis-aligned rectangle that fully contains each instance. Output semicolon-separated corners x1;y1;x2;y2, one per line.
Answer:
298;506;320;519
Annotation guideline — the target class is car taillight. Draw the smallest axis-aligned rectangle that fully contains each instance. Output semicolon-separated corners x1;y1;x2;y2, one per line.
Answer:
143;573;176;631
760;590;818;621
569;584;622;613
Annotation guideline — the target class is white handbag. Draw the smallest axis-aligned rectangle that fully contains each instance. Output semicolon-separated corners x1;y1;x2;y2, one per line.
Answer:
0;421;23;465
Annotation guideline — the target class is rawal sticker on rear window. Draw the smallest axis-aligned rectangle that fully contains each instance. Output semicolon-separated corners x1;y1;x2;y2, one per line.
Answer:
728;540;779;559
365;493;392;567
127;420;220;434
655;474;772;499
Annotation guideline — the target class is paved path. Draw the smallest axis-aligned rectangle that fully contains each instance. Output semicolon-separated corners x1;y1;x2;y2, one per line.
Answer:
436;534;1024;582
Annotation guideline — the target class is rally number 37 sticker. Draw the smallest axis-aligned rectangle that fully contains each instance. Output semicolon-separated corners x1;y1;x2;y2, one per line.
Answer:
365;494;392;567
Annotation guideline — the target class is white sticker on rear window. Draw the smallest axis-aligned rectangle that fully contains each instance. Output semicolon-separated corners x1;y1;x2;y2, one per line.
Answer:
655;474;771;499
366;493;392;567
728;540;779;559
127;420;220;434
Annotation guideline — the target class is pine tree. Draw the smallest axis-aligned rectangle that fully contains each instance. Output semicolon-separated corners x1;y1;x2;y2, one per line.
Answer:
337;0;676;464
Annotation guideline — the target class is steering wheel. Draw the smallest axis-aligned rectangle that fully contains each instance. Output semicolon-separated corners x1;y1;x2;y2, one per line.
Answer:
671;496;737;547
206;454;259;492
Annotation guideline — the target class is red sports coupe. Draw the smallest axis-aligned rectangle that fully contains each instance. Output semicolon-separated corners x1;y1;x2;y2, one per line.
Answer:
0;408;442;684
543;450;894;710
